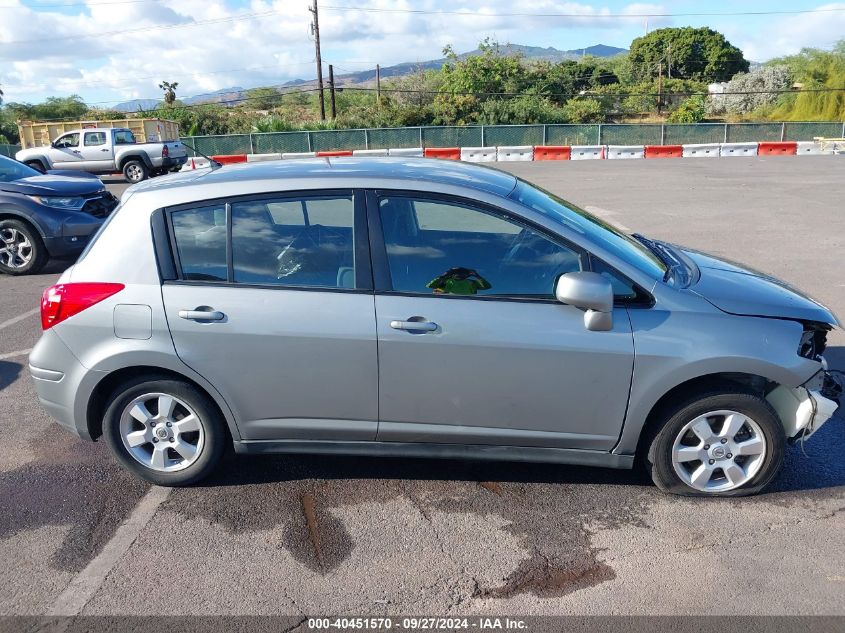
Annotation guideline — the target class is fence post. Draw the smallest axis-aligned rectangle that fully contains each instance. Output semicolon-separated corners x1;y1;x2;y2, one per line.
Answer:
480;125;485;147
249;134;255;154
780;122;786;142
597;124;603;145
723;124;728;143
841;122;844;138
660;124;665;145
307;132;312;152
364;129;369;150
542;124;547;145
419;126;424;148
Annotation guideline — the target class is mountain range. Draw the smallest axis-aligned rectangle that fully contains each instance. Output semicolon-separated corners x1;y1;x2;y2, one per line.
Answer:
112;43;627;111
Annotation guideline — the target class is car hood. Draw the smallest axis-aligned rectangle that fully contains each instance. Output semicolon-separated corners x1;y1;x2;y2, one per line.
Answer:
682;248;840;326
0;174;106;197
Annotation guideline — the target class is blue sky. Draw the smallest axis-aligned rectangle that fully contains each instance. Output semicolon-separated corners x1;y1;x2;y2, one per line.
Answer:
1;1;844;106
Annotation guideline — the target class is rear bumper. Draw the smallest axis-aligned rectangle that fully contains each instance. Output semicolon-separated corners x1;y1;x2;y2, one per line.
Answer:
160;156;188;169
28;329;103;440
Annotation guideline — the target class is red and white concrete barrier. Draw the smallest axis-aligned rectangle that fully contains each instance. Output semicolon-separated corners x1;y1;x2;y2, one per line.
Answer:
181;138;838;172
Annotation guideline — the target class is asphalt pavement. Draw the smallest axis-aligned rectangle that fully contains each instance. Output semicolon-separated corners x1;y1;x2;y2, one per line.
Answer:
1;157;843;618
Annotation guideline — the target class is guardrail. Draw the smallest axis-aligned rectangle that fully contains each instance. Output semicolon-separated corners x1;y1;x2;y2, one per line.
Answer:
179;122;845;157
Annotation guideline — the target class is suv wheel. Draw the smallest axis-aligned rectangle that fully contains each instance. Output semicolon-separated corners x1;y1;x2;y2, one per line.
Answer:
122;160;148;183
0;219;48;275
103;377;226;485
646;390;785;497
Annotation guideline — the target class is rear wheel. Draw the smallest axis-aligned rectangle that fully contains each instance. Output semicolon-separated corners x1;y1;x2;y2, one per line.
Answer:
646;390;785;497
103;377;226;485
0;218;48;275
122;159;148;183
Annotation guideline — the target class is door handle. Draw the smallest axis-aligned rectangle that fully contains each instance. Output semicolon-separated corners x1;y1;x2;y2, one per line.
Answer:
101;148;110;152
390;318;438;332
178;309;225;322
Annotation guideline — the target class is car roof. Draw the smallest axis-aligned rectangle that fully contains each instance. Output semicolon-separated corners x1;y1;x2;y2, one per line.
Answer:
127;157;518;199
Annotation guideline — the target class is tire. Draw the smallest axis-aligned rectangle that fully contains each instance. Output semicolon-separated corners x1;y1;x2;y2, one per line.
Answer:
645;389;785;497
122;159;148;184
103;377;227;486
24;160;47;173
0;218;48;275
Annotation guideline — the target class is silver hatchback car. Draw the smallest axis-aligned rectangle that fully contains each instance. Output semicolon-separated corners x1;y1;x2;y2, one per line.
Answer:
29;158;841;496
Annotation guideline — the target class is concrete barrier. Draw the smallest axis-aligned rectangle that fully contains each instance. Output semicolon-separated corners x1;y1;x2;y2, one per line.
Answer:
388;147;424;157
720;143;758;157
247;153;282;162
796;141;833;156
758;141;797;156
212;154;247;164
682;143;720;158
607;145;644;159
282;152;317;159
645;145;682;158
496;146;534;161
353;149;389;156
315;150;353;157
460;147;497;162
533;146;571;161
424;147;461;160
570;145;605;160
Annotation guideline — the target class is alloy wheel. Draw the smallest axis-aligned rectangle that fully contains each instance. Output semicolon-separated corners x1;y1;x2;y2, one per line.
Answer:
119;393;205;472
0;227;33;269
126;164;144;182
671;409;767;492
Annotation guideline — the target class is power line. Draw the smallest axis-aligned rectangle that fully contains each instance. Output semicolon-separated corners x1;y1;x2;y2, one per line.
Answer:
321;4;845;18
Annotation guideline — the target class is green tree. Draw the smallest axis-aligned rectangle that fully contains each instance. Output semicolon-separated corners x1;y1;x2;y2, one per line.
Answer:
245;86;281;110
668;95;707;122
6;95;88;121
769;42;845;120
441;39;527;99
629;27;748;83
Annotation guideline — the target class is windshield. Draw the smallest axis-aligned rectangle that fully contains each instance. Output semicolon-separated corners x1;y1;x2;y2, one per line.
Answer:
0;155;40;183
509;180;668;280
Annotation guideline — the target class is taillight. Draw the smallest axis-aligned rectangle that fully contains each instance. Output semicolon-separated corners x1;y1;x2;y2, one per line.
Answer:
41;283;125;330
162;145;169;158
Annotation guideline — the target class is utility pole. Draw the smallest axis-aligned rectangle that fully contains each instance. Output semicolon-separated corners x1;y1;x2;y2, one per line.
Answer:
667;44;672;79
309;0;326;120
328;64;337;119
376;64;381;110
657;62;663;114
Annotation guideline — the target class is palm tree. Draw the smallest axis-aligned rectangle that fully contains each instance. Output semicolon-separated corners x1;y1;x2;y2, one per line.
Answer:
158;81;179;105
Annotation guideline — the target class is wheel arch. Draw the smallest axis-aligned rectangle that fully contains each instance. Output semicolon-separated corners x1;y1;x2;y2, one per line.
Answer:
0;209;48;240
86;365;238;445
631;371;779;460
117;152;153;171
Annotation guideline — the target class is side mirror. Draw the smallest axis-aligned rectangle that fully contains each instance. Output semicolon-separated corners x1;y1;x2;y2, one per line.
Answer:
555;271;614;331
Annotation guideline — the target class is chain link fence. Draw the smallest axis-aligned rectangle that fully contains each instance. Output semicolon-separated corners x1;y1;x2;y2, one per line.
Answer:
0;144;21;157
181;122;845;156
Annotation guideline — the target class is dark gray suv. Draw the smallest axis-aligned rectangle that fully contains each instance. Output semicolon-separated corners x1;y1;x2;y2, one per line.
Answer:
0;154;118;275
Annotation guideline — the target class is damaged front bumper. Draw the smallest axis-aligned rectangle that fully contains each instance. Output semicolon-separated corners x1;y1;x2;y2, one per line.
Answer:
766;363;842;441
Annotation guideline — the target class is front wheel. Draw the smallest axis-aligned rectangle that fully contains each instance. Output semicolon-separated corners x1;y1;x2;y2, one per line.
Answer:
646;390;785;497
0;218;48;275
122;159;148;183
103;377;227;485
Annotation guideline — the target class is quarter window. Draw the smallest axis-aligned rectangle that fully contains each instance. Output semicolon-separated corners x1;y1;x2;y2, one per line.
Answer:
378;195;583;298
171;205;228;281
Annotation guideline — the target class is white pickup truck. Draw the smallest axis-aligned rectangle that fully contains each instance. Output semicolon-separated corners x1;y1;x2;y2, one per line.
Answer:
16;127;188;183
